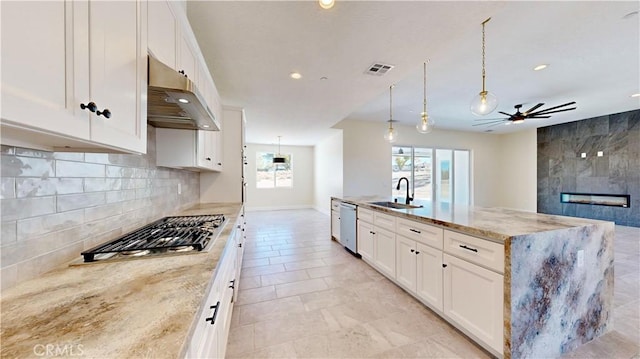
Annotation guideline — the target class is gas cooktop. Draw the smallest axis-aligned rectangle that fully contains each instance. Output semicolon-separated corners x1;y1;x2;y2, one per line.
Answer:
81;214;225;262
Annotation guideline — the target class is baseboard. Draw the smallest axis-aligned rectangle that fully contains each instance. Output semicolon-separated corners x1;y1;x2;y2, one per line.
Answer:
314;205;331;216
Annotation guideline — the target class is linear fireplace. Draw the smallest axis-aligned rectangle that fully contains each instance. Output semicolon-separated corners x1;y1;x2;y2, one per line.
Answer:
561;192;630;208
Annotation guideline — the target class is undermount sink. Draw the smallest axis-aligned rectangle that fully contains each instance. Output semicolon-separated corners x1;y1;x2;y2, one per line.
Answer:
368;201;423;209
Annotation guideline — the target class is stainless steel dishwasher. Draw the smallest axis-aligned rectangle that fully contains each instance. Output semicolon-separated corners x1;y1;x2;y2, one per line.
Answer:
339;202;358;255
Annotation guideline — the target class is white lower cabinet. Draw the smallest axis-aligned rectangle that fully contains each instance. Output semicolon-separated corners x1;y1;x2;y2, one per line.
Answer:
442;253;504;355
373;227;396;278
357;220;374;262
353;205;504;357
416;243;443;312
186;214;244;358
395;236;443;312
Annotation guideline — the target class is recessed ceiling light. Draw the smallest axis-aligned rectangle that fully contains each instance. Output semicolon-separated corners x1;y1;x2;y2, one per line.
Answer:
202;124;210;128
320;76;328;80
631;93;640;98
533;64;548;71
290;72;302;80
319;0;335;9
178;98;189;104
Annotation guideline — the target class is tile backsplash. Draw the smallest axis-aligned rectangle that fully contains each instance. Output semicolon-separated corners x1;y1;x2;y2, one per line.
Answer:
0;126;200;291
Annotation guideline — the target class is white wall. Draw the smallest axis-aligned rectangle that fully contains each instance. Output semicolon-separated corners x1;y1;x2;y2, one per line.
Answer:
335;119;505;207
498;129;537;211
245;143;314;210
313;130;343;215
200;108;244;203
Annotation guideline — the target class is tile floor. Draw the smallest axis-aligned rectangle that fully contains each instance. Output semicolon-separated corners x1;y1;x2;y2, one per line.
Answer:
227;209;640;358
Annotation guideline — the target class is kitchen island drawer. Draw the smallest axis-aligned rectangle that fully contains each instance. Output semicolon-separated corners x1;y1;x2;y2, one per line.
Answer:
358;208;374;223
373;212;396;231
397;217;443;249
444;230;504;273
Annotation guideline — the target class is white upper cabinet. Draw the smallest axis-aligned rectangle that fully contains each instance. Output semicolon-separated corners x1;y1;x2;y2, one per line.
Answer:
0;0;147;154
156;128;220;172
147;0;177;69
177;33;197;80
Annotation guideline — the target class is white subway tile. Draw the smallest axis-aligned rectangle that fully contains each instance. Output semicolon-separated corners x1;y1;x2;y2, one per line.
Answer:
105;189;136;204
84;178;122;192
56;192;105;212
1;155;55;177
53;152;85;161
1;196;56;221
16;178;83;197
1;221;17;246
56;160;104;178
16;209;84;241
84;203;123;222
1;178;15;199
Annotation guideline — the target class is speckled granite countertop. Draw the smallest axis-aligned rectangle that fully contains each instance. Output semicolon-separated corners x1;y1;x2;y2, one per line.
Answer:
0;203;242;358
336;196;610;242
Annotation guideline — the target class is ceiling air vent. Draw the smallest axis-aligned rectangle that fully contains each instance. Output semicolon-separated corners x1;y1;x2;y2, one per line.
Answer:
365;63;394;76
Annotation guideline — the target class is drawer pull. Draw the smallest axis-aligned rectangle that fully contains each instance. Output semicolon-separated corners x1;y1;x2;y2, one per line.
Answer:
442;263;448;268
415;251;420;254
370;231;375;235
459;244;478;253
410;249;415;253
229;280;235;290
409;228;421;234
205;301;221;325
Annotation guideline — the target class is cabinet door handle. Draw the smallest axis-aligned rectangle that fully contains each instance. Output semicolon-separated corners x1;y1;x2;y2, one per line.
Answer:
217;162;222;166
178;69;188;78
96;108;111;118
459;244;478;253
369;231;375;234
206;157;212;161
238;243;242;248
229;279;235;290
205;301;221;325
409;228;421;234
415;251;420;254
442;263;448;268
80;102;97;112
410;249;415;253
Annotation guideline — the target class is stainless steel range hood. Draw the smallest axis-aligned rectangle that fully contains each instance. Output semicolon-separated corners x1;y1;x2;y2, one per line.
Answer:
147;55;220;131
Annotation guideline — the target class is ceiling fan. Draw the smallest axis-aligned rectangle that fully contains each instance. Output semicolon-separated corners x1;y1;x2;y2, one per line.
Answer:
473;101;577;127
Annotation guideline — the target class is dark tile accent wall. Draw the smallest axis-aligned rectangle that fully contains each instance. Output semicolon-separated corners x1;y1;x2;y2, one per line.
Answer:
0;126;200;290
537;109;639;227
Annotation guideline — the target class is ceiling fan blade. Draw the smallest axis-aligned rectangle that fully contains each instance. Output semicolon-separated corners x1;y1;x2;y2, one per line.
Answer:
498;111;513;117
472;120;505;126
535;107;577;115
487;121;508;128
528;115;551;119
534;101;577;114
474;117;507;121
523;103;544;115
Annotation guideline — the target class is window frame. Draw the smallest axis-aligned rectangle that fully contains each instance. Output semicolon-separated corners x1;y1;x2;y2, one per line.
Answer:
255;152;293;189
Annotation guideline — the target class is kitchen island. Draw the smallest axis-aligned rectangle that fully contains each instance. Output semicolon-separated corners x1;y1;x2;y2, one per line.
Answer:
0;203;243;358
334;196;614;359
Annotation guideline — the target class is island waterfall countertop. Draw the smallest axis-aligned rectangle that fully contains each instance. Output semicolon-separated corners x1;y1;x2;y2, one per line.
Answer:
335;196;615;358
0;203;242;358
338;196;612;242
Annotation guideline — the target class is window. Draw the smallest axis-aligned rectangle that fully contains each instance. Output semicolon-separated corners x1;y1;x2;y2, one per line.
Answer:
256;152;292;188
392;146;470;205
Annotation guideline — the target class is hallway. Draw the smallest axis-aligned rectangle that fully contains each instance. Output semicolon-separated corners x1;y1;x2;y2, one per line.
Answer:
226;209;639;358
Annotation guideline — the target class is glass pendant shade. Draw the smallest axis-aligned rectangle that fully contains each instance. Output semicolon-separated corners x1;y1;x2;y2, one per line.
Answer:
319;0;334;9
416;113;434;134
384;126;398;143
470;91;498;116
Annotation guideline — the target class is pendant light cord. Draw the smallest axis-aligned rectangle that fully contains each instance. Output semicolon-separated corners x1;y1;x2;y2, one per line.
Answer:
423;61;428;115
481;17;491;93
389;84;395;129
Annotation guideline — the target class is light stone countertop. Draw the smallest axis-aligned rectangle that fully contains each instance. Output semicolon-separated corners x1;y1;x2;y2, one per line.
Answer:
0;203;242;358
336;196;611;242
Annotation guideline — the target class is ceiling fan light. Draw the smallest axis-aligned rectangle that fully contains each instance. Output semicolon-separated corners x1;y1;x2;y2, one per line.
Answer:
512;119;525;124
319;0;334;9
470;91;498;116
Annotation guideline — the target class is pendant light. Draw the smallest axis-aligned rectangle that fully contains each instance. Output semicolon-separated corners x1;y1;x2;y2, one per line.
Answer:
384;84;398;143
273;136;286;163
470;17;498;116
416;61;435;134
319;0;335;9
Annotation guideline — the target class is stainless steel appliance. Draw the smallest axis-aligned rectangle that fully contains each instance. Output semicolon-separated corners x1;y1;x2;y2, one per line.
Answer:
339;203;358;255
81;214;225;262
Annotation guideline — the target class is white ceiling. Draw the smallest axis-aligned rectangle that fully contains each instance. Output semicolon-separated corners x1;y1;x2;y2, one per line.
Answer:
187;1;640;146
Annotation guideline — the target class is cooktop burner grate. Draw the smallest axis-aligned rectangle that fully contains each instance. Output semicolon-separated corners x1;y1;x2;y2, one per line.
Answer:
81;214;225;262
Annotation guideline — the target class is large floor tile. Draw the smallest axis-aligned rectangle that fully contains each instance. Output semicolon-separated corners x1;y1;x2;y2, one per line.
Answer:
261;269;310;286
275;277;328;298
237;296;306;326
236;285;277;305
253;310;331;350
